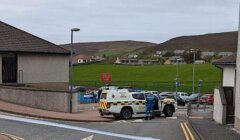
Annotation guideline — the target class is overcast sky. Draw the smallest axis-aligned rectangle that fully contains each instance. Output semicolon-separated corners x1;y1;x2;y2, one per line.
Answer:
1;0;239;44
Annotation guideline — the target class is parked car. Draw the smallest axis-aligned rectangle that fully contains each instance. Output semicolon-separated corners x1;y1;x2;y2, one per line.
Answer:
200;94;214;105
186;93;202;103
177;92;189;102
159;92;185;106
159;92;176;100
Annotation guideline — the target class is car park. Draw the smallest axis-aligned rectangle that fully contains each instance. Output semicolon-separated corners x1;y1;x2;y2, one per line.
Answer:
99;89;177;119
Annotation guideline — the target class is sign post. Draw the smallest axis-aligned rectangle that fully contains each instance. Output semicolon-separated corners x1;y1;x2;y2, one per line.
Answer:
100;73;112;84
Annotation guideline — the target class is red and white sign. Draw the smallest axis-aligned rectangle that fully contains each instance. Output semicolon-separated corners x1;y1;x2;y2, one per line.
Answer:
100;73;112;82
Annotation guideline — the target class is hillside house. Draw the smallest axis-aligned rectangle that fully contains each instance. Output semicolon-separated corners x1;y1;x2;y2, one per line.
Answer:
73;54;92;64
201;51;215;59
173;50;185;56
128;54;138;59
218;52;233;57
0;21;70;90
165;56;186;65
115;57;159;65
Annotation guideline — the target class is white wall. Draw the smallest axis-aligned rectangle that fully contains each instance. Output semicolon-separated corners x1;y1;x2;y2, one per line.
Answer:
18;54;69;84
235;17;240;130
0;55;2;84
222;66;236;87
213;88;226;124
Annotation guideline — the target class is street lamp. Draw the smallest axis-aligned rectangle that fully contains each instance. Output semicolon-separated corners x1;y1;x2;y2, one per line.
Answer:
190;49;196;95
69;28;80;113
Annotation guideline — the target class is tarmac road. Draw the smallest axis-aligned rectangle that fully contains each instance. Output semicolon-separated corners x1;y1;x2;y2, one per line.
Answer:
0;109;194;140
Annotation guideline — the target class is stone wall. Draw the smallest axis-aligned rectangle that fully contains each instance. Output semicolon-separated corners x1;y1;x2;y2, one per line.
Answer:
0;86;77;113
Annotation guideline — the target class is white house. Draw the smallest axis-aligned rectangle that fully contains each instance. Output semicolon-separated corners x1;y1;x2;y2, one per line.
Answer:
212;54;236;125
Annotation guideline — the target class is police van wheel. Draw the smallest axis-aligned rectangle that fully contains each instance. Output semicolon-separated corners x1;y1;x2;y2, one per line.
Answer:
120;107;133;120
164;106;174;117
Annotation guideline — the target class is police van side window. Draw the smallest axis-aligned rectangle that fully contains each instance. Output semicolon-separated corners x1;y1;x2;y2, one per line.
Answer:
132;93;145;100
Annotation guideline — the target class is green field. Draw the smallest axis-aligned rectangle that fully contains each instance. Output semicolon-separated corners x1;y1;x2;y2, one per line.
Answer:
73;63;221;93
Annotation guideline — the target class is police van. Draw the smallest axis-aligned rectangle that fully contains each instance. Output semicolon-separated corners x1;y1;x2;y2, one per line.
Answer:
98;88;176;120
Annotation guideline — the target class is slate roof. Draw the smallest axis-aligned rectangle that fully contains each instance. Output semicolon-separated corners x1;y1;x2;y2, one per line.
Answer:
0;21;70;55
212;54;236;65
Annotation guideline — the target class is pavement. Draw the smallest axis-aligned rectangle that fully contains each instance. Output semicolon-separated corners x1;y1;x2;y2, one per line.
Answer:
0;100;113;122
188;105;240;140
0;134;10;140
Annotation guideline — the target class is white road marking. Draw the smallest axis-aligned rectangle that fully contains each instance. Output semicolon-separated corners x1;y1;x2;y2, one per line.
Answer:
81;135;94;140
166;117;177;119
0;114;160;140
132;119;144;123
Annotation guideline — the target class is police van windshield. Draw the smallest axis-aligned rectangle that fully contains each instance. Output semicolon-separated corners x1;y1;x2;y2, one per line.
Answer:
100;93;107;99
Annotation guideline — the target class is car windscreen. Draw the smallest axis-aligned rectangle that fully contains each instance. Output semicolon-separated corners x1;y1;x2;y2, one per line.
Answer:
100;93;107;99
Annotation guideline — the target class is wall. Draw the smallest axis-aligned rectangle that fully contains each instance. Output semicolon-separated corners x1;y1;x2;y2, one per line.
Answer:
17;54;69;84
222;65;236;87
235;17;240;131
213;88;226;124
0;55;2;84
0;86;75;112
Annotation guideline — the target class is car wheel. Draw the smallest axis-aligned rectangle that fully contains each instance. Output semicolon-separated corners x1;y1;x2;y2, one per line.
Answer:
120;107;133;120
164;106;174;117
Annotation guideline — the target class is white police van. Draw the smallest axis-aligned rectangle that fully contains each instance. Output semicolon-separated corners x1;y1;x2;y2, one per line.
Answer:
99;88;176;120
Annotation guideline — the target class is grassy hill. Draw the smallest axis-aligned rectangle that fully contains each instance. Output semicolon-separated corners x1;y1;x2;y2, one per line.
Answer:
137;31;238;57
73;63;221;93
61;40;156;57
149;31;238;53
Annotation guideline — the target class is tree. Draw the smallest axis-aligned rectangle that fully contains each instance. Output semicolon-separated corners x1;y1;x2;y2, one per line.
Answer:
183;49;201;64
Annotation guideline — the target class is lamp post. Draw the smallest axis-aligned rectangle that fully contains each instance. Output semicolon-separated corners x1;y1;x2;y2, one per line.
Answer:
190;49;196;95
69;28;80;113
175;59;180;100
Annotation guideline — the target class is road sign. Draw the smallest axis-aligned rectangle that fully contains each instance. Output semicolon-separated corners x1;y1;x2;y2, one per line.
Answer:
100;73;112;82
198;80;203;87
175;80;180;87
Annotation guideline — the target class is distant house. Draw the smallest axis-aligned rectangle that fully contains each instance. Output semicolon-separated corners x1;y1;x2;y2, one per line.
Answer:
195;60;205;64
165;56;186;65
73;54;92;64
115;57;159;65
91;56;105;61
173;50;185;56
212;54;236;125
0;21;70;89
154;51;167;57
128;54;138;59
218;52;233;57
201;51;215;58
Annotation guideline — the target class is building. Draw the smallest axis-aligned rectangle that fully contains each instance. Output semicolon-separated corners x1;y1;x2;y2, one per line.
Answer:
195;60;205;64
218;52;233;57
73;54;92;64
173;50;185;56
165;56;186;65
128;54;138;59
115;57;159;65
201;51;215;59
0;21;70;90
212;54;236;125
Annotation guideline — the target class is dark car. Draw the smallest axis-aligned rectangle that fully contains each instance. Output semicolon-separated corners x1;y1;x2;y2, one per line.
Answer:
186;93;202;103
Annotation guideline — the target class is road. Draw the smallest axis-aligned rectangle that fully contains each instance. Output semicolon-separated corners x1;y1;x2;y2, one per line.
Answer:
0;109;194;140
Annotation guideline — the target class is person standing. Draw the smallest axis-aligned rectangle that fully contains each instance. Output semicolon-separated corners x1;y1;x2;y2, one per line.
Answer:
145;93;155;120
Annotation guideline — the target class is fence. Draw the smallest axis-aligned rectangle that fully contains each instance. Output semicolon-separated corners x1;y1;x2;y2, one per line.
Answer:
73;81;221;93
